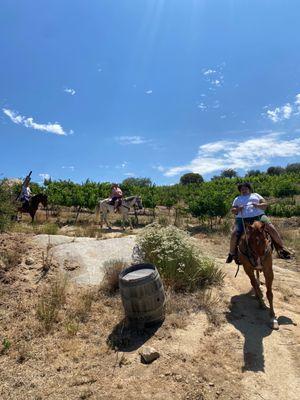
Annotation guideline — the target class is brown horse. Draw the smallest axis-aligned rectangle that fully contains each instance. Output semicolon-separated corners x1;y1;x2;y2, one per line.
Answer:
17;193;48;223
238;220;279;330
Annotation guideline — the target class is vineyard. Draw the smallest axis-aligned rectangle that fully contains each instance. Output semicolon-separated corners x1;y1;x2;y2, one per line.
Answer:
3;171;300;222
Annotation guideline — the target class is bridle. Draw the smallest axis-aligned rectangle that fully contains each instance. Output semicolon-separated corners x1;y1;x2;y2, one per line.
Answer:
238;222;272;270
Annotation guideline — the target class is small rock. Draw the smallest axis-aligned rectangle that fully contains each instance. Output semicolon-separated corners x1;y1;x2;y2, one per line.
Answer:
139;346;160;364
25;257;34;266
208;382;214;387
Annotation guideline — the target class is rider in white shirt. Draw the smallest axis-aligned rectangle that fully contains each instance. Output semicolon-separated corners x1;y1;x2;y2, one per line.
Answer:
226;182;291;263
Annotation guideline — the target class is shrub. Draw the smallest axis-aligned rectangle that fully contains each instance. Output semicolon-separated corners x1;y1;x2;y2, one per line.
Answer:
136;224;224;291
42;223;59;235
36;275;68;332
0;180;15;232
101;259;128;294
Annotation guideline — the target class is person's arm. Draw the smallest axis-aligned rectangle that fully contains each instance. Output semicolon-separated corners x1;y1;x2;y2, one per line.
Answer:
231;197;243;215
252;194;267;210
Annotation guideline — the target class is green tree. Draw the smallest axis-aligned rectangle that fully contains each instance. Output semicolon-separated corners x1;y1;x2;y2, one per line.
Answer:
122;177;152;187
267;166;285;175
246;169;262;177
220;169;238;179
286;163;300;174
180;173;204;185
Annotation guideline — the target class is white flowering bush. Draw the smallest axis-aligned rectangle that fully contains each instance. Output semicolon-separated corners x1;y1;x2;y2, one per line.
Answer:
136;223;224;291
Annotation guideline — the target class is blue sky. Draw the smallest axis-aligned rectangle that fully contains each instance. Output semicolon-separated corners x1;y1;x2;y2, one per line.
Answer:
1;0;300;184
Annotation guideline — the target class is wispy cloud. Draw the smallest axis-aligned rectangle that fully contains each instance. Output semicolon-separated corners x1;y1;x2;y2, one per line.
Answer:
202;63;225;89
197;102;207;111
116;161;128;169
145;90;153;95
62;166;75;171
163;133;300;177
115;136;149;145
39;173;50;181
265;94;300;122
64;87;76;96
124;172;135;177
3;108;68;136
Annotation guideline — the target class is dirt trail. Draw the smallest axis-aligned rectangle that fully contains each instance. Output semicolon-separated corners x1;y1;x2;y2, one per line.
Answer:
1;231;299;400
219;256;300;400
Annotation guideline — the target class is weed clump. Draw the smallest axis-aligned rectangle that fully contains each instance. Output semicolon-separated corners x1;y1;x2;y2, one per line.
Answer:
0;180;16;232
136;223;224;291
36;275;68;332
101;259;128;295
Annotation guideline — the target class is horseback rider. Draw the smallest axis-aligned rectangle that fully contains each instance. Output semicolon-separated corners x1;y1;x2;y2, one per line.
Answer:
110;183;123;213
226;182;291;264
19;175;32;211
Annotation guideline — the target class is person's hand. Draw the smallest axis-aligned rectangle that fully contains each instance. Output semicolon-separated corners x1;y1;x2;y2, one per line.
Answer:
237;205;244;212
252;203;258;208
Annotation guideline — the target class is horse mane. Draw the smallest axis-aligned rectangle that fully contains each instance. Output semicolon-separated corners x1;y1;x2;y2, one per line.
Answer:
124;196;136;201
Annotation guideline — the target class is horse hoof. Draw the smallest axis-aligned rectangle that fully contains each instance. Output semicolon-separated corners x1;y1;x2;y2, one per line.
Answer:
270;318;279;330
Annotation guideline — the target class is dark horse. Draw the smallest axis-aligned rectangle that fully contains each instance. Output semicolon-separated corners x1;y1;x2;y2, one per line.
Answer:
17;194;48;223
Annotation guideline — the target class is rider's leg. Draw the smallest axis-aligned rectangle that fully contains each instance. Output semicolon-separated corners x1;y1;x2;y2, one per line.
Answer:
114;197;122;213
260;215;291;258
226;219;243;263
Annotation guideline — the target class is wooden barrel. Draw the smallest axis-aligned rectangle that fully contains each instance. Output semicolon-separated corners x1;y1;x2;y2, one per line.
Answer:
119;263;166;326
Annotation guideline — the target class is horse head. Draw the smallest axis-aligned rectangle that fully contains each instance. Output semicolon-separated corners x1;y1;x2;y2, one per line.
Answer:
246;221;270;263
135;196;143;210
34;193;48;208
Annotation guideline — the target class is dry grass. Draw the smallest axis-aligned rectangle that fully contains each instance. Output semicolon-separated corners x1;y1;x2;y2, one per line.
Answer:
165;287;224;329
0;238;24;284
100;259;128;295
36;274;68;332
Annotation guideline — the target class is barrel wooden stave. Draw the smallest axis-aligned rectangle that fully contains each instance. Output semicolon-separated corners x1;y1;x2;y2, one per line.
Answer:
119;263;165;325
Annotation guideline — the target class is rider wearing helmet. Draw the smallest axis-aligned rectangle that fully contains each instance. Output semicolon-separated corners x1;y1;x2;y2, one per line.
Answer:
111;183;123;213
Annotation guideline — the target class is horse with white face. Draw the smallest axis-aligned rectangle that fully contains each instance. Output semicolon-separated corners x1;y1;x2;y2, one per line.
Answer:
95;196;143;230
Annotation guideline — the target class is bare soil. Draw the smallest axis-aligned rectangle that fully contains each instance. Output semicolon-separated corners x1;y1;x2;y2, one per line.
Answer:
0;224;299;400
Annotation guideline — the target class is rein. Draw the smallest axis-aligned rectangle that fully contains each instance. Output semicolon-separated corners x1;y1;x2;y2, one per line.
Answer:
237;228;272;271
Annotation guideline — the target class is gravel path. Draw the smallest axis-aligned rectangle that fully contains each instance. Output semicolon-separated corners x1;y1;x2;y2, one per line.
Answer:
33;234;136;285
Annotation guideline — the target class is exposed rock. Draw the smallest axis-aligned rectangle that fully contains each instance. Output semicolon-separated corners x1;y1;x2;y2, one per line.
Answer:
25;257;34;266
139;346;160;364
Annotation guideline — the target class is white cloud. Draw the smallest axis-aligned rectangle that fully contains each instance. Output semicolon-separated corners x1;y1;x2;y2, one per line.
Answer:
266;94;300;122
39;173;50;181
145;90;153;95
115;136;149;145
152;165;165;172
164;133;300;177
202;65;224;88
203;69;216;75
124;172;136;177
197;102;207;111
266;103;292;122
64;88;76;96
62;166;75;171
3;108;68;136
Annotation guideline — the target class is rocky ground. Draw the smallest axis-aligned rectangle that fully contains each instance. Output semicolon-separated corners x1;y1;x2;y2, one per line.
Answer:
0;226;299;400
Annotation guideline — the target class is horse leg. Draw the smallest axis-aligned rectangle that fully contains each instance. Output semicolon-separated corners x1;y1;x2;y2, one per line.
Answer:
127;212;133;230
122;213;126;230
104;211;111;230
244;265;265;308
263;267;278;329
